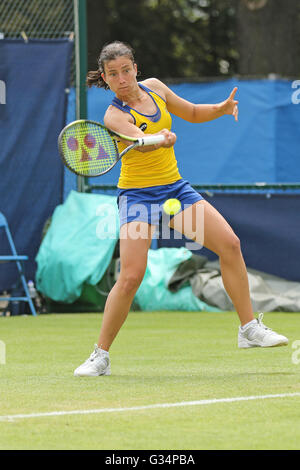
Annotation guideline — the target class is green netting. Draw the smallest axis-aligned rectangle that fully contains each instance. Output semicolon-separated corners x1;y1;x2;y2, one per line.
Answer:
0;0;74;38
0;0;75;84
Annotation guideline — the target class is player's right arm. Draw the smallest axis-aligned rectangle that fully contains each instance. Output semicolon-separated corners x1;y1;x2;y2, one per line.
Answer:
103;105;176;152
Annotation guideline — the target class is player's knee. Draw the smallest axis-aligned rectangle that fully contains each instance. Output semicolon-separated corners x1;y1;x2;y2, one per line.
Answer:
120;270;145;295
219;233;241;259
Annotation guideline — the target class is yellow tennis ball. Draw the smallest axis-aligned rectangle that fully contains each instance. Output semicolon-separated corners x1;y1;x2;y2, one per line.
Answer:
163;198;181;215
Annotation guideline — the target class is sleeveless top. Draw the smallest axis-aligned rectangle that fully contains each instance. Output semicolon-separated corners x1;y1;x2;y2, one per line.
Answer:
111;83;181;189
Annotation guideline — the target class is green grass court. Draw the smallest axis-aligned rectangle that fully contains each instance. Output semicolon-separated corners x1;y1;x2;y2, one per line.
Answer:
0;311;299;450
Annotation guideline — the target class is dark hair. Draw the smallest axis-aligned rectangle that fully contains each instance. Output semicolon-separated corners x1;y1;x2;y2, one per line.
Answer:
86;41;135;89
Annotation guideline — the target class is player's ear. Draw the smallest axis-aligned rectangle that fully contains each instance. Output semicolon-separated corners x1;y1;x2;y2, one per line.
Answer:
101;72;106;83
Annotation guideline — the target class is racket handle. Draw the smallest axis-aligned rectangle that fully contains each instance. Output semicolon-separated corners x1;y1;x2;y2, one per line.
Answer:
137;135;165;146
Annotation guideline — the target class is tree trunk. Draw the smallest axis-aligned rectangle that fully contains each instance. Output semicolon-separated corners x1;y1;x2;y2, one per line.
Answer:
237;0;300;77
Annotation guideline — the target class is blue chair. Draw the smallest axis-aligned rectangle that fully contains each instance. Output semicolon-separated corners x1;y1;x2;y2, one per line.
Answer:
0;212;37;316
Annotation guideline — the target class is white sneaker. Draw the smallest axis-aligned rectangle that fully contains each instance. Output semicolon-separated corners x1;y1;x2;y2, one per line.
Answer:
74;345;111;377
238;313;288;348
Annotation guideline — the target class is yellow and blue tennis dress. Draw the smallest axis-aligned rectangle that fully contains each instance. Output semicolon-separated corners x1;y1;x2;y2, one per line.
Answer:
111;82;202;226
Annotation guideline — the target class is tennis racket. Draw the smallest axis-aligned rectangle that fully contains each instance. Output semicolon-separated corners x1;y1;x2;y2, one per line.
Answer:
58;119;165;177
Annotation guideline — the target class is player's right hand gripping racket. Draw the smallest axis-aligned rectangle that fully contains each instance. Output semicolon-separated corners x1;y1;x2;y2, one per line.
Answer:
58;119;165;177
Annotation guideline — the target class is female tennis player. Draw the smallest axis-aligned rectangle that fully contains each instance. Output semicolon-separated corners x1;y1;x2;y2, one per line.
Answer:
74;41;288;377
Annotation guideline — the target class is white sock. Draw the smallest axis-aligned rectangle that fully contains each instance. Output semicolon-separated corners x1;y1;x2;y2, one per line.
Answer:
100;348;109;357
241;319;257;331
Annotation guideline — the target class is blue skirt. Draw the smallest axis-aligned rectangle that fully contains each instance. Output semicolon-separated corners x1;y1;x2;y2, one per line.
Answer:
117;179;203;227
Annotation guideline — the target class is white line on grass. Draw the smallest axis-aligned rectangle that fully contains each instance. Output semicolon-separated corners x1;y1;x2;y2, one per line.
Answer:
1;392;300;422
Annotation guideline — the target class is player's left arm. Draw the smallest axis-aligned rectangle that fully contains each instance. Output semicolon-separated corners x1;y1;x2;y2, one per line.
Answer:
144;78;239;123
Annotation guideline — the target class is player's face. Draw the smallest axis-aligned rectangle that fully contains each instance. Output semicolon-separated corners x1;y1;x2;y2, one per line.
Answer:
102;56;137;96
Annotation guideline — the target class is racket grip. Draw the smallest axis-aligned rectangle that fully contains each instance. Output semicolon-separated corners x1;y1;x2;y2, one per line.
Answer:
137;135;165;146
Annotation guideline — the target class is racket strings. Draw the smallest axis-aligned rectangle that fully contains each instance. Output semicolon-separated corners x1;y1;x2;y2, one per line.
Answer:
61;122;118;176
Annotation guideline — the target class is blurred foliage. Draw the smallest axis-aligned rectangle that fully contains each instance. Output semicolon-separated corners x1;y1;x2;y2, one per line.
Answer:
2;0;298;80
87;0;300;79
87;0;238;80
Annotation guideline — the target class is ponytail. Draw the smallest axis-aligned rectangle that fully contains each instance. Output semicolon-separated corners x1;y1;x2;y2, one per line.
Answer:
86;69;108;89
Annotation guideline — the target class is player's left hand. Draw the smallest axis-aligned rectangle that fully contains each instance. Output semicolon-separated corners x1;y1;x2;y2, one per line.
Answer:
220;87;239;121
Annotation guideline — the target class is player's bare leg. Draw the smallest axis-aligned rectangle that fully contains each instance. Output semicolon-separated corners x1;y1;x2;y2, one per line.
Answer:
170;200;288;348
170;200;254;326
97;221;155;350
74;221;155;376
